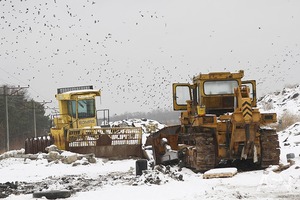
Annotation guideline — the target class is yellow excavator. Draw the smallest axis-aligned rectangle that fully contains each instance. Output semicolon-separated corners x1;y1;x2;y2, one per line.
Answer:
25;85;143;159
148;70;280;171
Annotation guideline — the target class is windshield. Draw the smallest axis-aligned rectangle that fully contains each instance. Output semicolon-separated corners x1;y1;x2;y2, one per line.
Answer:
204;80;238;95
68;99;96;118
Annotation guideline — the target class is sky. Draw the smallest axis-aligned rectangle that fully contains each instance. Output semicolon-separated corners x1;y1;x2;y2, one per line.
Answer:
1;0;300;116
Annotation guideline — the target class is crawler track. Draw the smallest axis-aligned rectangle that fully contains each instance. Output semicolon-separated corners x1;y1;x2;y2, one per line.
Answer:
260;129;280;168
195;132;216;172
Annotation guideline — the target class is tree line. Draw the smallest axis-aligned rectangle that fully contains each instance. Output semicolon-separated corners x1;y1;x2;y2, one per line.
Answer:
0;85;51;153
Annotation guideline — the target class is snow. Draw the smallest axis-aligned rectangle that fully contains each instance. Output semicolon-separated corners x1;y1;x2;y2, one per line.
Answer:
63;89;100;95
2;92;300;199
258;84;300;119
1;148;300;200
279;123;300;164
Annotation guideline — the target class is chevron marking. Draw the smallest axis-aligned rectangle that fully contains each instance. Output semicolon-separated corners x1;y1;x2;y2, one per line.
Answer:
243;111;252;118
242;100;252;120
242;101;252;107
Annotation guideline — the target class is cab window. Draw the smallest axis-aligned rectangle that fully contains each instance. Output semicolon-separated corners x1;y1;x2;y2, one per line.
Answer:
204;80;238;95
68;99;96;118
68;101;76;118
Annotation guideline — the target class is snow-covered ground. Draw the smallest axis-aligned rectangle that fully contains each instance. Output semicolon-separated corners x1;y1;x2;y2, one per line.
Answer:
1;91;300;199
1;133;300;200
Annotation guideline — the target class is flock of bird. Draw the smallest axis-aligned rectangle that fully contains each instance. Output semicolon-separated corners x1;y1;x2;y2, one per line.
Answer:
0;0;299;115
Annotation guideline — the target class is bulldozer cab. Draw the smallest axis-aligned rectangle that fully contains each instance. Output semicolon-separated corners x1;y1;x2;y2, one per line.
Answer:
54;85;101;129
173;70;257;115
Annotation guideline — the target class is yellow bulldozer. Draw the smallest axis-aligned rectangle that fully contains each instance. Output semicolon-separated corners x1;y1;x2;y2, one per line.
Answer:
25;85;143;159
149;70;280;171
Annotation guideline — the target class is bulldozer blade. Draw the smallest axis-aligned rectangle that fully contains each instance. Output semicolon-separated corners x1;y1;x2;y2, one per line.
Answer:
67;127;143;159
68;145;143;159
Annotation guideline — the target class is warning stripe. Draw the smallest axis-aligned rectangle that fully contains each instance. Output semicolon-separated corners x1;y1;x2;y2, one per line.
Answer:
242;100;252;119
242;101;252;108
243;111;252;118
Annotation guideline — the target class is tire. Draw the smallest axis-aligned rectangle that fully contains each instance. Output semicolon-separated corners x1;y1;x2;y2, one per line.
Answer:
32;190;71;199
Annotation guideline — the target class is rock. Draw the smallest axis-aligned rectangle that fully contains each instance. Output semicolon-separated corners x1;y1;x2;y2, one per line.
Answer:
273;163;291;172
286;153;295;161
48;151;60;161
61;154;78;164
87;157;96;164
81;161;90;166
72;162;81;167
288;159;295;166
291;93;299;99
0;182;18;198
45;145;59;153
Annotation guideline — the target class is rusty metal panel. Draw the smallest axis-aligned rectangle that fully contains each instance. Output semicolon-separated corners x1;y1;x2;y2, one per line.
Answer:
66;127;143;158
69;145;143;159
25;136;54;154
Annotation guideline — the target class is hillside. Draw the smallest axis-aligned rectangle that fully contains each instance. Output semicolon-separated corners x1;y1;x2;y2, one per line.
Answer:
258;84;300;130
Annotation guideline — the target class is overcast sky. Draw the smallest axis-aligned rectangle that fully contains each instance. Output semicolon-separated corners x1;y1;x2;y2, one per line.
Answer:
1;0;300;116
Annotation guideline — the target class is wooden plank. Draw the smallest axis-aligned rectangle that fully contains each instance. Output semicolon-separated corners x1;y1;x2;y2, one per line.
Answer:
203;167;237;179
